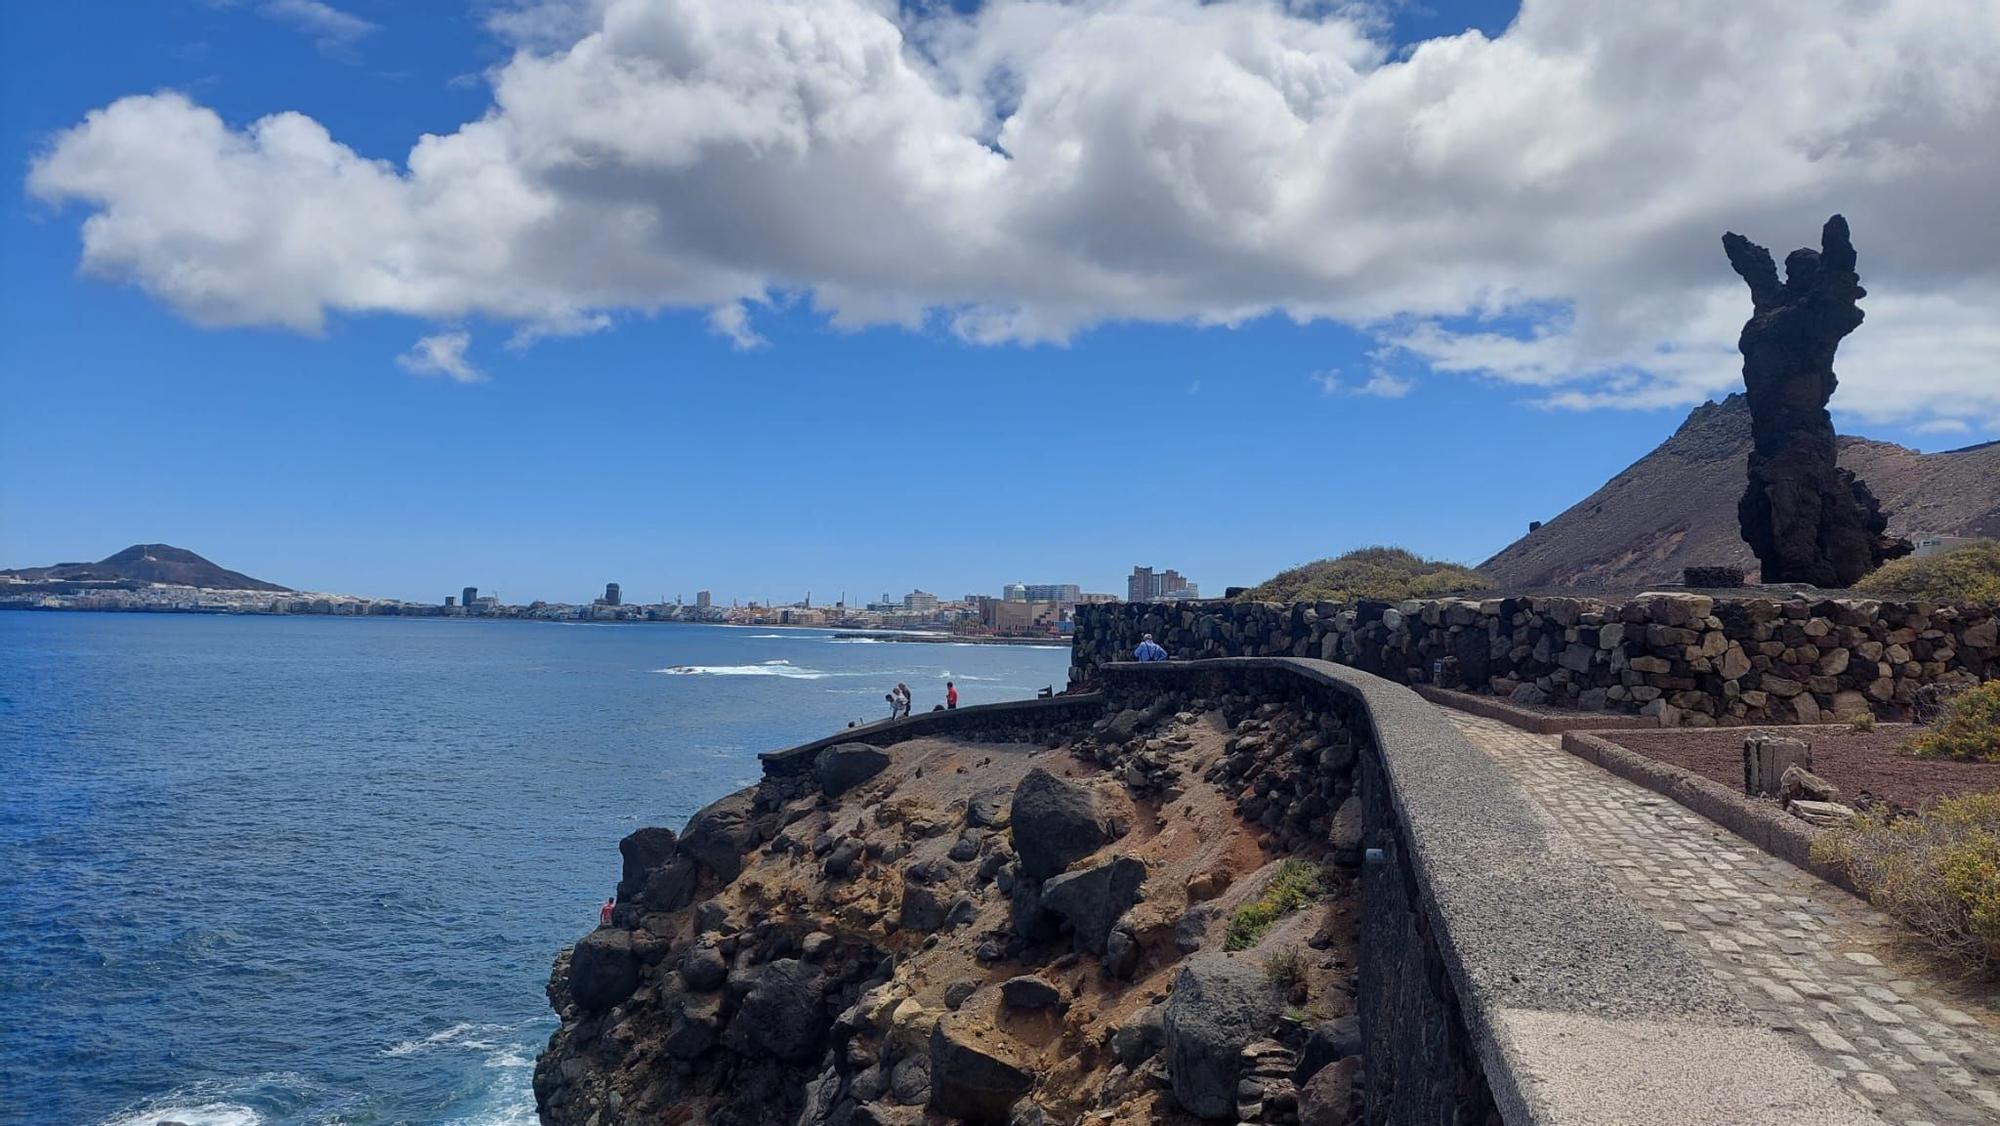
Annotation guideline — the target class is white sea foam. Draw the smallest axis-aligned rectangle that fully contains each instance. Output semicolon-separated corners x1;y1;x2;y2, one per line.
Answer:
102;1102;261;1126
384;1020;512;1056
443;1100;539;1126
100;1074;331;1126
653;661;833;679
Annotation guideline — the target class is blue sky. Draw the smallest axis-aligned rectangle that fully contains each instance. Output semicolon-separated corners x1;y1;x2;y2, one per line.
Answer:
4;1;1995;603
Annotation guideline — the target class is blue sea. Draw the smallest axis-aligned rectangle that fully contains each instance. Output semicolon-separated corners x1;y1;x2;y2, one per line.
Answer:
0;613;1070;1125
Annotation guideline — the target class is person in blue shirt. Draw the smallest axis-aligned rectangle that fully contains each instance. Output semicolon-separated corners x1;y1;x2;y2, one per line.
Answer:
1134;634;1169;662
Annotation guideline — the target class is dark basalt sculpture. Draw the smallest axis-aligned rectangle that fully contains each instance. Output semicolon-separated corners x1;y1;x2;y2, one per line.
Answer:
1721;215;1910;586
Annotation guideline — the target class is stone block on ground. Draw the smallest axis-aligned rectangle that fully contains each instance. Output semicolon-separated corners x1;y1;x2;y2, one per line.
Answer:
1743;734;1810;797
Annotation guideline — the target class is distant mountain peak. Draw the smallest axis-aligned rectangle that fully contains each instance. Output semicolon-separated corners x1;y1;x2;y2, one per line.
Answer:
1481;400;2000;591
1;544;290;593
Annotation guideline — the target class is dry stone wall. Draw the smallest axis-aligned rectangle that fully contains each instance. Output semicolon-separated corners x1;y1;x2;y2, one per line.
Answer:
1073;595;2000;727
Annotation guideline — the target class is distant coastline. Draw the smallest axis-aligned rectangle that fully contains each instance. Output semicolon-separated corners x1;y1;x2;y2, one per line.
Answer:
827;630;1067;648
0;603;1070;647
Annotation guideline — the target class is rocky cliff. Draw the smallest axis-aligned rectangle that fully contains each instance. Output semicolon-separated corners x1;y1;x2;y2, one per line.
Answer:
1480;395;2000;591
534;694;1367;1125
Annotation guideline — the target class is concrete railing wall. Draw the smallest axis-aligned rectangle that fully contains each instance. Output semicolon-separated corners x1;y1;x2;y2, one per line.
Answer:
757;692;1103;779
1073;594;1999;727
1099;658;1874;1126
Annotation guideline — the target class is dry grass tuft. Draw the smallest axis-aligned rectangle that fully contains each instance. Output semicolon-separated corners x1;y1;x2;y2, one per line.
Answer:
1816;791;2000;970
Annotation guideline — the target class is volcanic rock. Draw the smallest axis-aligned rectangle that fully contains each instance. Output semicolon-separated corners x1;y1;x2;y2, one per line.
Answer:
616;826;677;901
1010;768;1107;879
1039;856;1146;954
1000;976;1063;1011
567;928;640;1015
724;959;826;1063
1723;215;1911;585
817;743;892;797
1163;954;1283;1119
679;788;762;881
929;1021;1034;1123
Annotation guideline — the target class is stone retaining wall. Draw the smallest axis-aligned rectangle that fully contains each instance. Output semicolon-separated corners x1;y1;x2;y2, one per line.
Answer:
1102;658;1873;1126
758;692;1103;779
1074;594;2000;727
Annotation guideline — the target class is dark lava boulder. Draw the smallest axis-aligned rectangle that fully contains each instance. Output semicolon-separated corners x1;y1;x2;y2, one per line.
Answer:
724;958;826;1062
929;1020;1033;1123
616;826;678;900
967;788;1011;829
816;743;892;797
1039;856;1146;954
1111;1004;1166;1067
1000;976;1063;1011
679;787;762;881
1163;954;1282;1119
680;942;728;992
1295;1013;1361;1085
1298;1056;1362;1126
1008;876;1060;942
642;855;697;911
566;928;641;1015
663;992;725;1059
1010;768;1106;879
900;881;951;932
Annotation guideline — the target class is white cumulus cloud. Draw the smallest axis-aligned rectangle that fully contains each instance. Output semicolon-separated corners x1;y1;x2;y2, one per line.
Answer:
397;331;484;382
25;0;2000;426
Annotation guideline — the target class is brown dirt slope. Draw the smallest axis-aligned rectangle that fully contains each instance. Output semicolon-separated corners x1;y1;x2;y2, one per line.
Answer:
1480;394;2000;591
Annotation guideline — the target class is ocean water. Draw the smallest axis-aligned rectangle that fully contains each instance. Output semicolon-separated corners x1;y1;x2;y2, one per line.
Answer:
0;613;1069;1125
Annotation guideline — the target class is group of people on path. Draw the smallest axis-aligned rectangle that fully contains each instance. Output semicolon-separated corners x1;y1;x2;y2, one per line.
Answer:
885;679;959;718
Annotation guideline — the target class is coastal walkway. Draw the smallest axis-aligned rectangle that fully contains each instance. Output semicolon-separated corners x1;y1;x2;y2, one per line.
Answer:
1449;712;2000;1125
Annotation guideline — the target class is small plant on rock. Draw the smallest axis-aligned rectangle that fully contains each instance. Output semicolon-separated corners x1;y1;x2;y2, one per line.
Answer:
1847;711;1876;734
1225;859;1327;951
1815;790;2000;970
1905;681;2000;763
1264;947;1308;990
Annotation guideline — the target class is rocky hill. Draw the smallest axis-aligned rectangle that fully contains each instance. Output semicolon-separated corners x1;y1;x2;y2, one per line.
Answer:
535;694;1366;1125
0;544;290;592
1480;394;2000;591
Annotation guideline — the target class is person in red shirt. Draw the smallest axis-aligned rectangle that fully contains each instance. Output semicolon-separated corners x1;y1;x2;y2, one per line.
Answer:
598;895;615;927
946;681;958;709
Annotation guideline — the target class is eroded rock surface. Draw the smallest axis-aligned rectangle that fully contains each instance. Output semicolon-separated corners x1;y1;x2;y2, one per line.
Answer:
1009;767;1107;879
535;688;1362;1126
1163;953;1284;1119
1723;214;1911;585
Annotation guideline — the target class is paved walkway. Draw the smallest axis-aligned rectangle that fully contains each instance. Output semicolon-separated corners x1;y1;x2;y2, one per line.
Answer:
1448;712;2000;1126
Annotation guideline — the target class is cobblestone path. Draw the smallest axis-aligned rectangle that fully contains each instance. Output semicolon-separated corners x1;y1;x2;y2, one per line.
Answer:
1448;711;2000;1125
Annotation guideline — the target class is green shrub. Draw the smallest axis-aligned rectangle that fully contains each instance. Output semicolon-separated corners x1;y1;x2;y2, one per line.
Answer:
1854;540;2000;605
1815;791;2000;969
1225;859;1326;951
1237;546;1491;605
1905;681;2000;763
